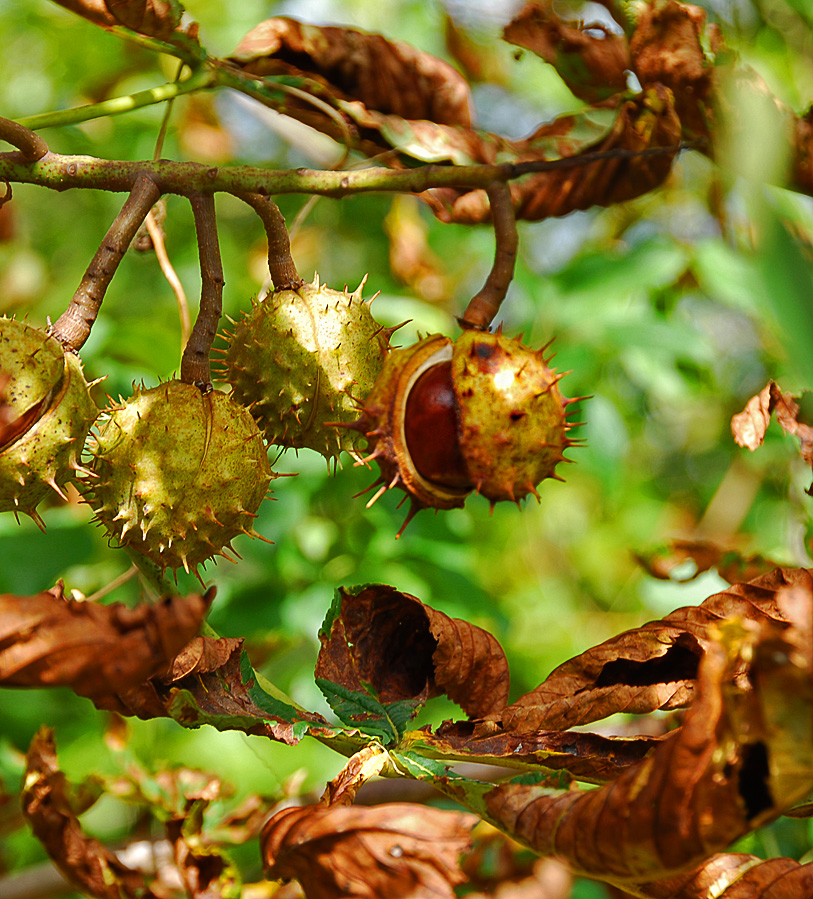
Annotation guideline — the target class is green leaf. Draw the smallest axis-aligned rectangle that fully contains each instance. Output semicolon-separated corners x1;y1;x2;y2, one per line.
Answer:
315;678;419;744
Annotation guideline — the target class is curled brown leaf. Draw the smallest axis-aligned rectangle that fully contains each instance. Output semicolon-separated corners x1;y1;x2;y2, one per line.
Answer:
732;381;813;485
230;18;472;131
22;728;158;899
104;0;182;40
93;636;330;746
504;1;630;104
424;86;681;224
633;853;813;898
317;584;510;719
261;802;477;898
490;567;808;733
636;539;779;585
484;599;813;884
628;0;713;135
0;584;212;699
418;722;662;784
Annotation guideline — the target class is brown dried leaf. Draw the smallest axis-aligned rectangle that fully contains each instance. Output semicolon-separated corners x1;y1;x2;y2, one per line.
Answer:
52;0;186;41
732;381;813;476
484;599;813;883
317;584;509;721
424;86;681;224
636;539;780;585
104;0;182;41
629;0;712;135
504;1;630;104
164;635;243;681
22;728;158;899
261;802;477;898
50;0;117;27
322;745;389;808
490;567;808;733
94;636;331;746
230;18;472;129
413;723;662;784
0;585;211;699
634;853;813;898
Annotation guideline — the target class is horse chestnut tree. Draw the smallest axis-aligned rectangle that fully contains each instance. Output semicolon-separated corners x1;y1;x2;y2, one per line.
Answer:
1;2;813;898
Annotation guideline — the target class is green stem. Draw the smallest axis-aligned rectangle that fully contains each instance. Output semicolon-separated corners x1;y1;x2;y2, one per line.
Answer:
17;67;215;132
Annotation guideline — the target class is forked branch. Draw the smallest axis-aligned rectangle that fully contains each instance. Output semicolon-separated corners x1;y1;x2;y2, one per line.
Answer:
0;116;48;162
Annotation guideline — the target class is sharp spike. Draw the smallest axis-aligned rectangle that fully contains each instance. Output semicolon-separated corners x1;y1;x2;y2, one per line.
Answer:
365;483;389;509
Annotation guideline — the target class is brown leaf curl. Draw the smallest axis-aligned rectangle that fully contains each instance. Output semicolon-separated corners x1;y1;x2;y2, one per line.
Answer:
0;584;212;699
418;723;661;784
317;584;509;719
635;538;779;585
52;0;186;41
104;0;182;40
632;852;813;898
22;728;158;899
732;381;813;483
261;802;476;898
50;0;117;27
229;18;472;130
93;636;330;746
489;567;808;733
484;599;813;884
504;1;630;104
628;0;713;136
424;85;681;224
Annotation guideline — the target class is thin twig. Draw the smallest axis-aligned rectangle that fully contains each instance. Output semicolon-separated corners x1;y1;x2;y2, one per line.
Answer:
144;210;191;353
460;182;518;331
0;116;48;161
50;173;161;351
83;564;138;603
234;192;301;291
16;67;214;132
153;61;186;161
180;193;224;389
0;140;707;199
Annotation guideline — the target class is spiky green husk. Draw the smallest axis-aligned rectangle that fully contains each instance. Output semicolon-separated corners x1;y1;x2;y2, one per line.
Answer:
220;277;391;460
452;330;571;503
87;380;274;574
0;318;97;525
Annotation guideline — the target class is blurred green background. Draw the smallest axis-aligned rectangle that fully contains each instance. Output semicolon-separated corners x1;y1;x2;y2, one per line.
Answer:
2;0;813;895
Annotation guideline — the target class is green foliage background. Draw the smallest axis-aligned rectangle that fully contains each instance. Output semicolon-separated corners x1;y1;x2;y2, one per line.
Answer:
2;0;813;894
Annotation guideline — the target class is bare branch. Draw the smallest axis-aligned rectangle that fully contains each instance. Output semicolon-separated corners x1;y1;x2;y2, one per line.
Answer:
233;192;302;291
460;182;518;331
50;172;161;351
0;141;705;200
180;194;224;389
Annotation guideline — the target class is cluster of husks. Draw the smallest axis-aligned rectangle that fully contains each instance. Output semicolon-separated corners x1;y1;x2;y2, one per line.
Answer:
1;281;583;560
219;277;393;462
0;318;97;529
351;330;579;532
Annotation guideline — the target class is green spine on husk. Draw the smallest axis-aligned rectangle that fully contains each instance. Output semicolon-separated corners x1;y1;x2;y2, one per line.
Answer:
220;276;391;460
86;380;274;574
0;318;98;527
